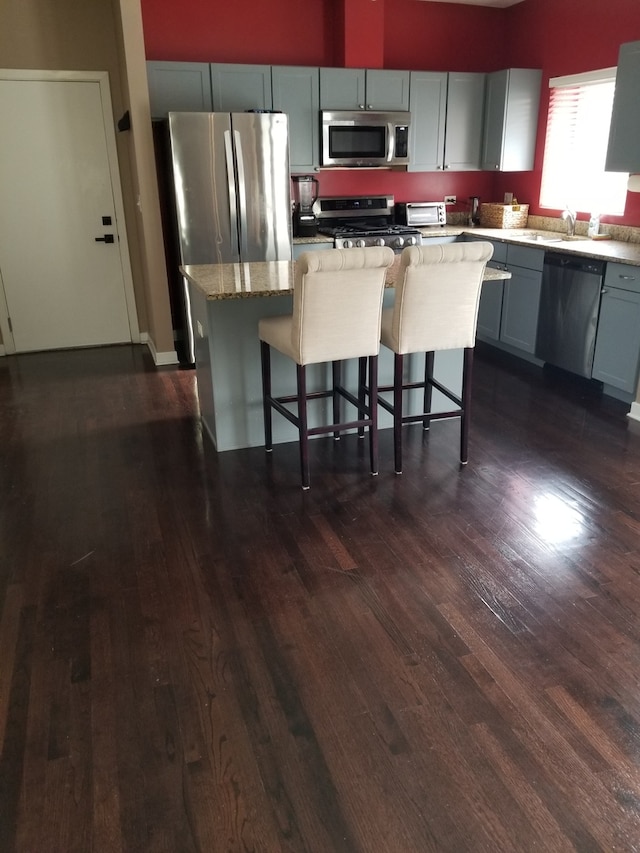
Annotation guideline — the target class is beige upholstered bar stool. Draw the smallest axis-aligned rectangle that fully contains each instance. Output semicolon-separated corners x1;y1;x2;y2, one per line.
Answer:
376;241;493;474
259;246;395;489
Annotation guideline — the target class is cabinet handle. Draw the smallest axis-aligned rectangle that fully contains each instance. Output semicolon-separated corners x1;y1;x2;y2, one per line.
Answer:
601;287;608;294
619;275;636;281
358;104;365;110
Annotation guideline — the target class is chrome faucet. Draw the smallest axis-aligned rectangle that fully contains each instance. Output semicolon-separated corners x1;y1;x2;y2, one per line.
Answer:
562;207;576;237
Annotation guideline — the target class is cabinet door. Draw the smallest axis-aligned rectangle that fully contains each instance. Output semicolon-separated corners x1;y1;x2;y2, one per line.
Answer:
477;278;504;340
408;71;447;172
147;61;212;118
481;69;541;171
319;68;365;109
606;41;640;172
210;64;272;111
272;66;320;172
444;73;486;171
500;265;542;353
365;70;410;111
592;288;640;393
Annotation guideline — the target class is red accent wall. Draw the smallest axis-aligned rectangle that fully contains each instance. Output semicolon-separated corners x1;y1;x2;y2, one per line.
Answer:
141;0;640;225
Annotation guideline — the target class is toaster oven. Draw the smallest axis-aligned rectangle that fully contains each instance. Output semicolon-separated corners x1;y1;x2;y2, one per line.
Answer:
395;201;447;227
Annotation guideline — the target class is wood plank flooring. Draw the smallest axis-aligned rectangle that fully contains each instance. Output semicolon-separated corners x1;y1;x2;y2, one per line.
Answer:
2;343;640;851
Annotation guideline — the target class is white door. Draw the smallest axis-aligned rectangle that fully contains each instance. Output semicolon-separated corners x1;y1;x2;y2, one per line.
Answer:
0;72;138;353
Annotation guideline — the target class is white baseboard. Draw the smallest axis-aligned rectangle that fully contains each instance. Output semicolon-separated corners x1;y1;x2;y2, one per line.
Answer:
627;401;640;423
140;332;179;366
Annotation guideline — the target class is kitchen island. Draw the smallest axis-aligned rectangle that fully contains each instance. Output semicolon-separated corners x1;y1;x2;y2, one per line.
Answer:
182;256;510;452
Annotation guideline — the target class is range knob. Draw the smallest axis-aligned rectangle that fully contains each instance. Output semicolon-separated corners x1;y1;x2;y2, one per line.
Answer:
343;239;354;249
392;236;405;249
405;235;417;246
374;237;386;247
356;239;366;248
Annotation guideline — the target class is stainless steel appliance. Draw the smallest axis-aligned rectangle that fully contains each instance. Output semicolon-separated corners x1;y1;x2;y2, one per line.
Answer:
166;111;292;362
315;195;422;251
395;201;446;227
535;252;606;378
321;110;410;168
292;175;319;237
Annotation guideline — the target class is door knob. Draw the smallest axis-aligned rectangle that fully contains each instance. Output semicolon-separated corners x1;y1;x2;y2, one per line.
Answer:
95;234;114;243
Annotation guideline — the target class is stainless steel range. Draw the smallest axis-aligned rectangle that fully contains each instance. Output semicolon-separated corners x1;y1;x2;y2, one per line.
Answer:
314;195;422;251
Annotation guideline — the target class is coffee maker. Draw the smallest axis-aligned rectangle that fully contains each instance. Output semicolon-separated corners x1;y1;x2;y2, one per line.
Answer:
292;175;319;237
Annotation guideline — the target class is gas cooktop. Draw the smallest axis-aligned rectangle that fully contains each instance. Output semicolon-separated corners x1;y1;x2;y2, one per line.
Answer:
314;195;422;250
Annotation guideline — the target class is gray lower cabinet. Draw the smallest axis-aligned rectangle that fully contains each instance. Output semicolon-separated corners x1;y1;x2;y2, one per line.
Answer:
468;239;506;340
499;244;544;353
210;64;272;111
319;68;410;111
272;66;320;172
606;41;640;172
468;238;543;353
499;264;543;352
592;263;640;394
481;68;542;171
147;61;213;118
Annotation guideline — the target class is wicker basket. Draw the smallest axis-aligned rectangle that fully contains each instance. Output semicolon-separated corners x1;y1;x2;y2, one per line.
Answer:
479;203;529;229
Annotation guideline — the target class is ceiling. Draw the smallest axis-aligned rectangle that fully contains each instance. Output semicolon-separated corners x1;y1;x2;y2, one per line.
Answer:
417;0;524;6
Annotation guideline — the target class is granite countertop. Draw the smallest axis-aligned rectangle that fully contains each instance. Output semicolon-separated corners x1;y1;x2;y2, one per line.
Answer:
182;256;510;301
295;226;640;266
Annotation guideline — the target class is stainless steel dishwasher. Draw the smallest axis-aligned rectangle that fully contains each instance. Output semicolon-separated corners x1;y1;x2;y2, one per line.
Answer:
535;252;606;378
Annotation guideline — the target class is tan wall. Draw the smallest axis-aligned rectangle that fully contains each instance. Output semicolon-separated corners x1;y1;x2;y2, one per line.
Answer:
0;0;174;357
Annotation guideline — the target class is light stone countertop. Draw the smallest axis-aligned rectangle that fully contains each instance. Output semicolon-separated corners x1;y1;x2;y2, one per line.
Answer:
182;256;511;301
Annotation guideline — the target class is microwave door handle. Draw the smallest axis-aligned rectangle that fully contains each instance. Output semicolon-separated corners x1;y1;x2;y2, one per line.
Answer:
387;122;395;163
224;130;239;251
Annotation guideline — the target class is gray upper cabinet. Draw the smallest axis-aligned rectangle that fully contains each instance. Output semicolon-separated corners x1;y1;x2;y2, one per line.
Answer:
319;68;410;110
272;66;320;172
606;40;640;172
409;71;485;172
147;61;213;118
443;73;486;171
210;64;273;112
408;71;447;172
481;68;542;171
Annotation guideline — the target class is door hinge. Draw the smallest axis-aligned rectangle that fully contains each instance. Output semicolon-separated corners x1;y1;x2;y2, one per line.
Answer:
7;316;12;333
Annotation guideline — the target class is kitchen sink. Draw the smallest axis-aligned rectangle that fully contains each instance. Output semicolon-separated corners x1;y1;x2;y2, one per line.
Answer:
517;231;590;243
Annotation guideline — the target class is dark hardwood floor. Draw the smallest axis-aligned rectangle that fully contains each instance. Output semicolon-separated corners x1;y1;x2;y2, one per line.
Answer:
2;343;640;852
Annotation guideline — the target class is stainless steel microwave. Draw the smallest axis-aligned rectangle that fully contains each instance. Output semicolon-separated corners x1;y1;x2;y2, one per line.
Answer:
321;110;411;168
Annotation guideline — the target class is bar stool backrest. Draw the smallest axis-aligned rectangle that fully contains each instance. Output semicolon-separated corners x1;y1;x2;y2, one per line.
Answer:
389;242;494;355
292;247;395;365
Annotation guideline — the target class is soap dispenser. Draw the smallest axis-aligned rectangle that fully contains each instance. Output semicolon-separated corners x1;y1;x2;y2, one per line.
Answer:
588;212;600;238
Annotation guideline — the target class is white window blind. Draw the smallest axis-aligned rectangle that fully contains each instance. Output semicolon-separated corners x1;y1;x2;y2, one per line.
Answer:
539;71;628;215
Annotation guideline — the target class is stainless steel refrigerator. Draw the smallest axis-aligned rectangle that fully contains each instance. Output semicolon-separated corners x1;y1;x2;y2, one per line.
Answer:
165;111;292;363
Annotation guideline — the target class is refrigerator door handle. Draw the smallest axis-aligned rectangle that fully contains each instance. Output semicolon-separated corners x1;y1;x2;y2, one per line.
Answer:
224;129;239;251
233;130;249;259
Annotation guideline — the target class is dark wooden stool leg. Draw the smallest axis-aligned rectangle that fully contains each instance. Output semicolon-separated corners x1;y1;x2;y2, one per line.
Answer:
423;350;434;430
332;360;341;440
297;363;311;489
394;353;404;475
358;356;367;438
460;347;474;464
260;340;273;452
369;354;379;476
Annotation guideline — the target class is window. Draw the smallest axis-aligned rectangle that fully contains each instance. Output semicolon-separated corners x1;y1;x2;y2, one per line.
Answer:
539;68;628;215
